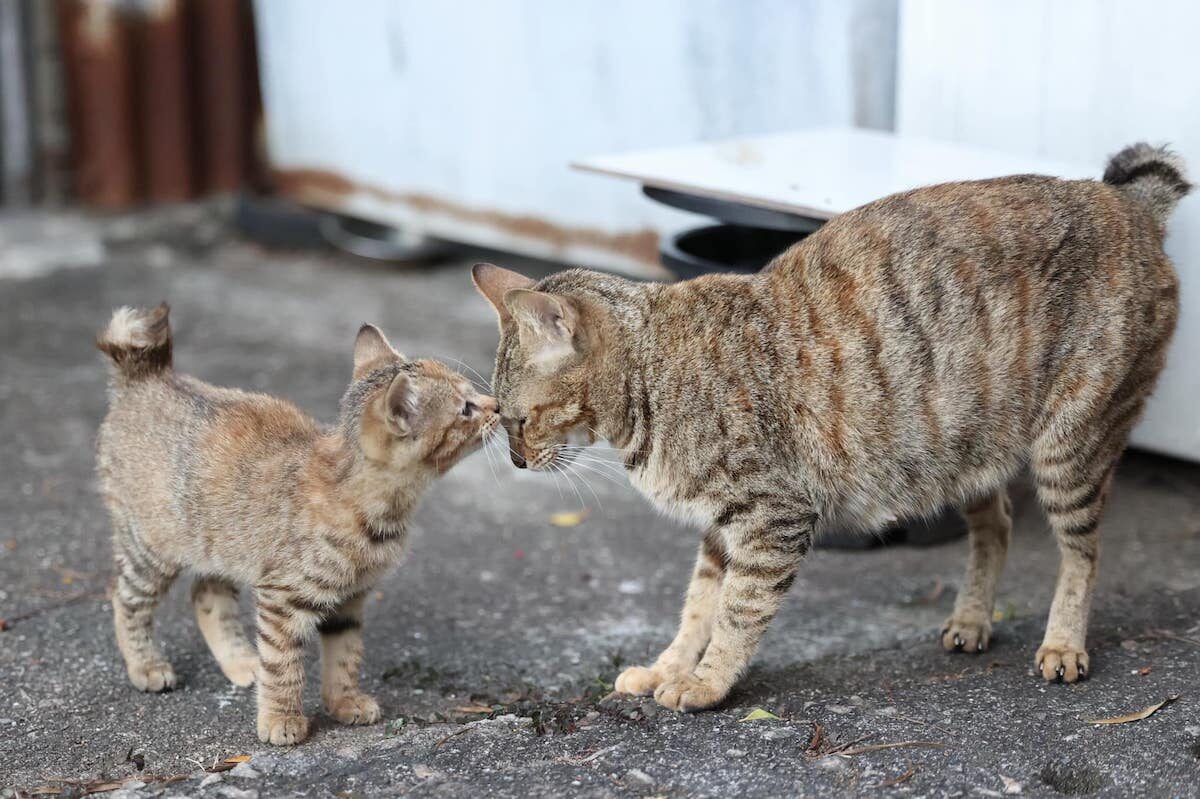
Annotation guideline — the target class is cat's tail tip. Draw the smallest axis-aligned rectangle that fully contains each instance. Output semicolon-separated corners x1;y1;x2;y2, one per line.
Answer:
97;302;173;382
1103;143;1191;223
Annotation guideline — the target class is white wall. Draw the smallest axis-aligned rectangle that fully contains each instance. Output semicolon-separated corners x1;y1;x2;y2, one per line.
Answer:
898;0;1200;460
254;0;897;274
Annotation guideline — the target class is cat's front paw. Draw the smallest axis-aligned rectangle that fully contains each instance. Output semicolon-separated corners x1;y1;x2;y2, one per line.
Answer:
940;613;992;653
257;712;310;746
327;692;381;725
653;673;728;712
127;660;177;693
1036;644;1089;683
615;665;666;696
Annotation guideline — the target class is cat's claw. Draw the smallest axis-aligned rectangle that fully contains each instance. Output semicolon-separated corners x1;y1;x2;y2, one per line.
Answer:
1036;645;1089;683
653;673;728;713
940;615;991;653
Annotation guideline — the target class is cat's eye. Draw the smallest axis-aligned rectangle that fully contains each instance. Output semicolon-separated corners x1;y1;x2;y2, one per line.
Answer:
461;401;479;418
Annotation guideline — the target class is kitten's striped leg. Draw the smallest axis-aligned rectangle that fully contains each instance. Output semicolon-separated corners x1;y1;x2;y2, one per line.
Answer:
192;577;258;687
616;528;726;696
942;490;1012;653
112;525;178;692
655;503;813;712
319;593;380;725
254;589;316;745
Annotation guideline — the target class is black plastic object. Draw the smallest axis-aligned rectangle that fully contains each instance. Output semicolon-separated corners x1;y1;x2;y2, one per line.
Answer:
660;223;808;280
644;186;825;234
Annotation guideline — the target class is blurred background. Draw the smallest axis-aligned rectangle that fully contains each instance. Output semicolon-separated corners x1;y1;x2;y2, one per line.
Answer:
2;0;1197;458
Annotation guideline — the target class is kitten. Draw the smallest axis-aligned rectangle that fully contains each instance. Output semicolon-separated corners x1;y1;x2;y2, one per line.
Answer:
473;143;1188;711
95;306;497;744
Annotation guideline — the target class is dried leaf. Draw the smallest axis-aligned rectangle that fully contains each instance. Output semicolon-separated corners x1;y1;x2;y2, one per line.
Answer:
837;740;946;756
453;704;493;714
739;707;782;721
1137;666;1152;676
1086;696;1179;725
992;602;1019;622
225;755;252;764
85;781;129;793
549;509;589;527
1000;775;1023;794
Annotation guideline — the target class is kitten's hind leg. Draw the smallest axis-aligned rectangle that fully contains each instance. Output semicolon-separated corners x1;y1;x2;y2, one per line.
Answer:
319;593;380;725
112;522;179;692
942;490;1012;653
193;577;258;687
616;528;727;697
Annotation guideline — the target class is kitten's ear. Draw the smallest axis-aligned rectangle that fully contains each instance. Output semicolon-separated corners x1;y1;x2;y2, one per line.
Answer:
503;288;578;363
383;372;417;438
471;263;535;327
354;324;404;379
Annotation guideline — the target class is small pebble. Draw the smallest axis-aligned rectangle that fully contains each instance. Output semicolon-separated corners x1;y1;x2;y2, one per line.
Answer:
625;768;654;785
199;774;222;788
762;727;797;741
814;756;847;772
725;748;747;758
826;705;853;715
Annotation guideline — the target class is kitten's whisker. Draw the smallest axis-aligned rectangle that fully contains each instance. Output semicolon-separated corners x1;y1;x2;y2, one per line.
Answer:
441;356;492;392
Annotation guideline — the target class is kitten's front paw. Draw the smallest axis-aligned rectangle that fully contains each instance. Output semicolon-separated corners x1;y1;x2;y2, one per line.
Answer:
1036;644;1089;683
128;661;177;693
940;614;992;653
327;693;381;725
221;655;259;688
257;712;310;746
614;666;666;696
653;673;728;713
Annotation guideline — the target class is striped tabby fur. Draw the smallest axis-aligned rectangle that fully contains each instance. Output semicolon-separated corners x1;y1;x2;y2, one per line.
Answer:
473;143;1188;711
95;307;497;744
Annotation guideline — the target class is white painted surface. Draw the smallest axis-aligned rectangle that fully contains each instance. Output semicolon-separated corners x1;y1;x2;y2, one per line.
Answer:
897;0;1200;458
575;126;1095;219
253;0;898;275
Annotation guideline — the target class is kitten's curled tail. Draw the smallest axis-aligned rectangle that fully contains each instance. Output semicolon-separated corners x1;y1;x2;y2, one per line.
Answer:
1102;143;1191;224
96;303;173;383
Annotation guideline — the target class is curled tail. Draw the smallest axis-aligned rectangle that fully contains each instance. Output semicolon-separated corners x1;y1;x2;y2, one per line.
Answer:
1102;142;1191;224
96;303;173;383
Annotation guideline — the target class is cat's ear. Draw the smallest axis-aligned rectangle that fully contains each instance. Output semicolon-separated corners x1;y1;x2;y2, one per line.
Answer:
503;288;578;364
383;372;417;438
354;324;404;380
471;263;535;327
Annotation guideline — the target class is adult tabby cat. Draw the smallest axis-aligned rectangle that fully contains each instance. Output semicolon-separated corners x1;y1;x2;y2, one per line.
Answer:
96;306;497;743
473;143;1188;711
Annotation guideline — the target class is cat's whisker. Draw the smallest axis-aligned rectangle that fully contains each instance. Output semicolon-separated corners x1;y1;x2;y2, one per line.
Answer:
561;460;605;510
550;460;591;511
566;458;625;489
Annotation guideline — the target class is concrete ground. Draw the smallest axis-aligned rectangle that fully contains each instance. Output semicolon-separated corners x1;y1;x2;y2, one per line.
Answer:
1;205;1199;798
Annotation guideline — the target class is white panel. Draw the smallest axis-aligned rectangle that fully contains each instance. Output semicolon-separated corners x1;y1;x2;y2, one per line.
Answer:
898;0;1200;460
253;0;898;273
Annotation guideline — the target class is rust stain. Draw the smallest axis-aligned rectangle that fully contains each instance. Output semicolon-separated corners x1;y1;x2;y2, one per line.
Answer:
272;168;661;266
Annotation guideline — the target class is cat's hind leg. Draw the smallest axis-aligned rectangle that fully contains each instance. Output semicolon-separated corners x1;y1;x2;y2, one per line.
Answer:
942;490;1012;653
616;528;726;696
192;577;258;687
112;516;179;692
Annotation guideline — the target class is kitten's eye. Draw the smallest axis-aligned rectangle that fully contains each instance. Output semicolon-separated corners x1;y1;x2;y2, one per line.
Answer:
462;401;479;418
